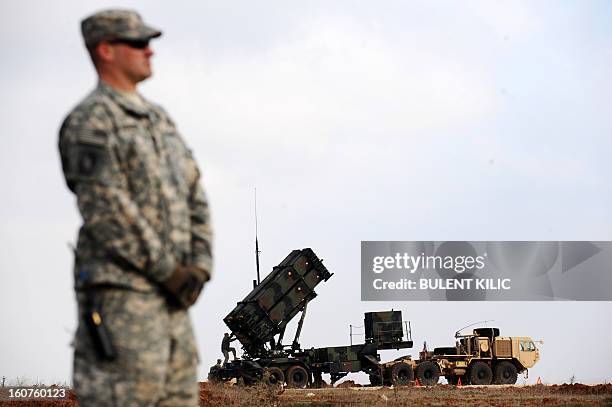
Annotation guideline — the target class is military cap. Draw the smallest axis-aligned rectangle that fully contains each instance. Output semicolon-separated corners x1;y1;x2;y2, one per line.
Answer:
81;9;162;48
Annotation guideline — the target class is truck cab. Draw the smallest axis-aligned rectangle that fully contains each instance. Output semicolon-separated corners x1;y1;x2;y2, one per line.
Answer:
514;336;540;369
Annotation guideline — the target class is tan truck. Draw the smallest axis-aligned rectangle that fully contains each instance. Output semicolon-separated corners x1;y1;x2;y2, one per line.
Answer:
417;327;541;385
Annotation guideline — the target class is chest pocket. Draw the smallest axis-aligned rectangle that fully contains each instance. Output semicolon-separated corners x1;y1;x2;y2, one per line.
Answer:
115;123;162;194
160;130;190;196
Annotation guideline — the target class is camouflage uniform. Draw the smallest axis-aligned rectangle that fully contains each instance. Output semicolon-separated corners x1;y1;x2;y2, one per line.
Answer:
221;334;237;365
59;9;212;407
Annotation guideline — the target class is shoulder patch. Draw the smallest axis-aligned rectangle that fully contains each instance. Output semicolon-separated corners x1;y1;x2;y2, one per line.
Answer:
61;126;112;184
77;128;108;147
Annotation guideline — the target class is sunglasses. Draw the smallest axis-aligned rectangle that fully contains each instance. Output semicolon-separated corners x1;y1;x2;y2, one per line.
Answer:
108;39;150;49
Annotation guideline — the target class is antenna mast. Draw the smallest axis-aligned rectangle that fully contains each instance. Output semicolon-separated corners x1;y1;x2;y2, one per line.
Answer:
455;320;494;337
255;188;261;285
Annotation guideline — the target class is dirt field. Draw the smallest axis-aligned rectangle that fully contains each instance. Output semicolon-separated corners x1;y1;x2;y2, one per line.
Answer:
1;382;611;406
199;382;612;407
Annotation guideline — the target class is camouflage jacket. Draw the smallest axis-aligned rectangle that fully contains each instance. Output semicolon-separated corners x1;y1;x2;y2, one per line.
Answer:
59;81;212;292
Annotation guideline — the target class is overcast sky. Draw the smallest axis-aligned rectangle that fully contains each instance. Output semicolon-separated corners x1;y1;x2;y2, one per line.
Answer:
1;0;611;385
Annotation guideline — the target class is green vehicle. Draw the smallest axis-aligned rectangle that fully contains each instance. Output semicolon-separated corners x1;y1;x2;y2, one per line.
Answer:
209;248;414;387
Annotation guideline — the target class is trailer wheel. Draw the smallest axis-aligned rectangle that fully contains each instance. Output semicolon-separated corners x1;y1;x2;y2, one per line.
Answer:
263;367;285;387
286;365;309;388
239;373;259;386
390;362;414;386
494;361;517;385
416;361;440;386
369;373;382;386
207;368;220;384
469;361;492;385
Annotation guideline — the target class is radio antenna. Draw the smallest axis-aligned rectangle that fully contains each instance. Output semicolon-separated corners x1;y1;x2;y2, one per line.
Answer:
255;188;261;285
455;320;494;338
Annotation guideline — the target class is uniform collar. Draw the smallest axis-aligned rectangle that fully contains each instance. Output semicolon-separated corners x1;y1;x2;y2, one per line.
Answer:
97;80;150;117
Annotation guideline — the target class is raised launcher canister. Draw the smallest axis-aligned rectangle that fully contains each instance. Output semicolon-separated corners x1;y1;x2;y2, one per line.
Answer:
223;248;332;358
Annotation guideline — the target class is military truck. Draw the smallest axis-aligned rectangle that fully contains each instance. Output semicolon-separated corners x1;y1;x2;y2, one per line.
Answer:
208;248;415;387
411;327;541;386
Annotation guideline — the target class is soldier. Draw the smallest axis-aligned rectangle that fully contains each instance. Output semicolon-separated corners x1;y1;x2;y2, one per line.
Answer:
221;333;237;366
207;359;223;382
58;9;213;406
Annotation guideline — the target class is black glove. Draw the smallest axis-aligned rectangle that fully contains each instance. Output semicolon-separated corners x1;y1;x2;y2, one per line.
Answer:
163;265;210;308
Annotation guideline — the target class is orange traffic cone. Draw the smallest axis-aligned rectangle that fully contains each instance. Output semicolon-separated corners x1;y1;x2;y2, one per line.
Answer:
536;377;542;385
415;378;421;387
457;377;462;387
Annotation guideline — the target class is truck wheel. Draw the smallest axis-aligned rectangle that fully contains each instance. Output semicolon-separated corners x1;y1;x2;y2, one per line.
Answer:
494;361;517;385
390;362;414;386
416;361;440;386
264;367;285;387
286;365;309;388
446;376;460;385
469;361;492;385
312;371;325;388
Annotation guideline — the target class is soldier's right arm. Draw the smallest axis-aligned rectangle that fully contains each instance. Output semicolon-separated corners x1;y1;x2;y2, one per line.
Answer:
59;105;175;284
